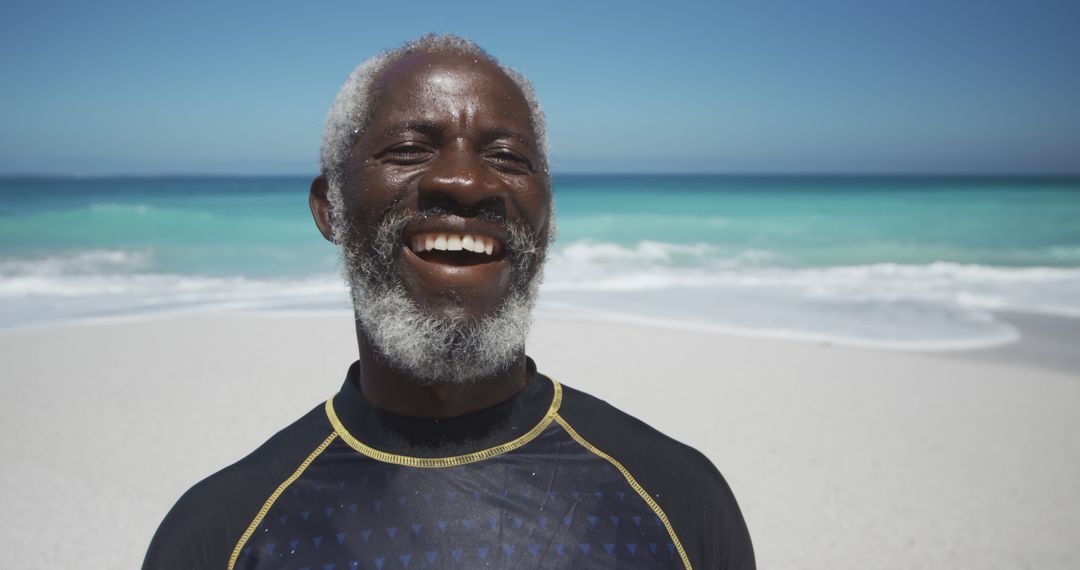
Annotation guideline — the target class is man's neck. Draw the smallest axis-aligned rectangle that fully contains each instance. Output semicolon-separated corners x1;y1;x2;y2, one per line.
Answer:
354;333;530;419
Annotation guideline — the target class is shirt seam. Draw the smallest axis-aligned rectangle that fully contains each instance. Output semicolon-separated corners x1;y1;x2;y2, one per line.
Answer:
227;432;338;570
325;377;563;468
552;412;693;570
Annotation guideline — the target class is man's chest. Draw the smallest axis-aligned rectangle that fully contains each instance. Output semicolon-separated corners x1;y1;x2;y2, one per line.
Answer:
233;437;683;569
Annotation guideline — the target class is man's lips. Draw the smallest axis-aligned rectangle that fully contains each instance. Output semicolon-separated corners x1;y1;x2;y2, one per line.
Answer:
402;217;506;264
399;216;510;288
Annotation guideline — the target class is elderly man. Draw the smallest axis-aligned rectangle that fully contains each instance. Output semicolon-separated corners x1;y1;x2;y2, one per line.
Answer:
144;34;754;570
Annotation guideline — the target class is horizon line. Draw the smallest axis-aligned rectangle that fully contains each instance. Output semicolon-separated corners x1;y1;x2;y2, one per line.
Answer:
3;171;1079;180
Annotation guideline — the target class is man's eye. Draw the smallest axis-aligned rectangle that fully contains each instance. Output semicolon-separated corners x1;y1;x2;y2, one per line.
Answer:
382;144;432;163
485;149;532;172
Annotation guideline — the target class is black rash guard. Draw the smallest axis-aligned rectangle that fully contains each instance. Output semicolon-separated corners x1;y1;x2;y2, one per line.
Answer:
144;358;754;570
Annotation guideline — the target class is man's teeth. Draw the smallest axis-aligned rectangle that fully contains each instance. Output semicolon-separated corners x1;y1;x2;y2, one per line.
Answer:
411;234;496;255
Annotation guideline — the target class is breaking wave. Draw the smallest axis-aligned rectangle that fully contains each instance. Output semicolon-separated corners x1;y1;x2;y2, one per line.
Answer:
3;242;1079;350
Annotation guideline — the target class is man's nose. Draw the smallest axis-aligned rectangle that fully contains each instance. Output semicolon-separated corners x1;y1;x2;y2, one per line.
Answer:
417;145;504;216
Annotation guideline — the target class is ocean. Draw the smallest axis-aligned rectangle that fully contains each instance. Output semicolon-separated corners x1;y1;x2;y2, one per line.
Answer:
2;175;1078;350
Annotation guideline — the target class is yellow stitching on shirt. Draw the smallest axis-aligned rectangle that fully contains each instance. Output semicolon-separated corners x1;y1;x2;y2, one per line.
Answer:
325;377;562;468
227;432;337;570
553;413;693;570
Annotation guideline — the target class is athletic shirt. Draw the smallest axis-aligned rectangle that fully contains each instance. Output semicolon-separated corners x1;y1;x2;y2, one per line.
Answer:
143;359;755;569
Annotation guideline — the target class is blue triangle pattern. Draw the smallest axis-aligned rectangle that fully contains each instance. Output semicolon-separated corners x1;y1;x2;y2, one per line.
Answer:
237;424;688;568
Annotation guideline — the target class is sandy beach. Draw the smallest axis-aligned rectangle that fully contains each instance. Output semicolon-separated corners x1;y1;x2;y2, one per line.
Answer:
1;314;1078;569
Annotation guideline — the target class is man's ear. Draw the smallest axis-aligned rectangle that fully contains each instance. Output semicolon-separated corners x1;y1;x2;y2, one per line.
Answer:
309;175;335;243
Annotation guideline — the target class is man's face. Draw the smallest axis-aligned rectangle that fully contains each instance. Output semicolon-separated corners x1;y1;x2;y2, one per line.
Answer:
319;51;552;383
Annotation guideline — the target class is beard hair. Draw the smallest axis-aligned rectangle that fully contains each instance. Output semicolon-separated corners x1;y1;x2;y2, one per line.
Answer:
336;208;548;385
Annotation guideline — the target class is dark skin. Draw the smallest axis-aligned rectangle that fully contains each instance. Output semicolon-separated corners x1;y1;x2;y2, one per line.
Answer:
309;51;552;419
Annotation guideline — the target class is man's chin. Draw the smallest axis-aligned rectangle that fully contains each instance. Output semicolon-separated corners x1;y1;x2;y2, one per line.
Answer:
350;279;534;385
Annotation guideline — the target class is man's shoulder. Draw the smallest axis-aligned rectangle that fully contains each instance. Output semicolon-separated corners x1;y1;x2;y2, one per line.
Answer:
557;382;726;487
555;380;756;569
142;403;334;570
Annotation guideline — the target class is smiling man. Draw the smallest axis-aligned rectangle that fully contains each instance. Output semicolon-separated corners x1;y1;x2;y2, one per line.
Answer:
144;34;754;570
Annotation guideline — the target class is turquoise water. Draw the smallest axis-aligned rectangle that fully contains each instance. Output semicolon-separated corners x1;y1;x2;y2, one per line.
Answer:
2;175;1079;348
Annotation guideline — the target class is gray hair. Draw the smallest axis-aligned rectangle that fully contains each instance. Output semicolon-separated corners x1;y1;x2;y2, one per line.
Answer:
320;33;548;229
342;210;547;384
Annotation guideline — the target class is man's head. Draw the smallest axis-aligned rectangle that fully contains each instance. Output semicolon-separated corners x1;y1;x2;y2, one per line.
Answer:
310;34;554;385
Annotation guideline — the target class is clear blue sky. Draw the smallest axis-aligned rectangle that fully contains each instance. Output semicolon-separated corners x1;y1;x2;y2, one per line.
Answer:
1;0;1077;175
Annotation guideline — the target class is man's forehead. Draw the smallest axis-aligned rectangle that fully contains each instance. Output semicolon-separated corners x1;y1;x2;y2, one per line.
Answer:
375;51;509;91
366;51;534;130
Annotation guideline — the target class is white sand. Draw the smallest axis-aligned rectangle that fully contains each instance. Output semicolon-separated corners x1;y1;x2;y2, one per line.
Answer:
1;314;1078;569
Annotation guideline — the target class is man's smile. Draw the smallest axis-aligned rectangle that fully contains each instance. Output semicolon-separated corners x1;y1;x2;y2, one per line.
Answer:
399;216;511;291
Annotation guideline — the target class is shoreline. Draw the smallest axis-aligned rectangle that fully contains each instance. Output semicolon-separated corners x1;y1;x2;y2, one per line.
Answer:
4;306;1077;375
938;311;1080;376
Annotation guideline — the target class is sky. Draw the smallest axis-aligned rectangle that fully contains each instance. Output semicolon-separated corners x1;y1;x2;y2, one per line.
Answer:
1;0;1078;176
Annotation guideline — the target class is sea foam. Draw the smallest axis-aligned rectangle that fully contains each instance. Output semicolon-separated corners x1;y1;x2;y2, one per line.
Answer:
2;241;1079;350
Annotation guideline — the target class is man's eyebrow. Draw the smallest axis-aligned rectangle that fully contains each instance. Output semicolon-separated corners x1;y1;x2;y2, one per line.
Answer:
377;121;442;137
484;127;534;147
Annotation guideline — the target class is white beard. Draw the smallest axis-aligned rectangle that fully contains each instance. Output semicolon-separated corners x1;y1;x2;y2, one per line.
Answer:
336;210;548;385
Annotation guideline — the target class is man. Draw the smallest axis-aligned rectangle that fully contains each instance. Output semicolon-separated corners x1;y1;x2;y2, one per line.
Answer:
144;34;754;569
